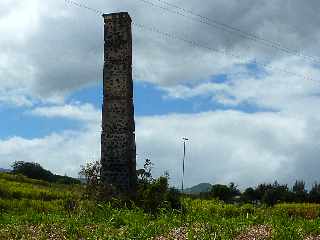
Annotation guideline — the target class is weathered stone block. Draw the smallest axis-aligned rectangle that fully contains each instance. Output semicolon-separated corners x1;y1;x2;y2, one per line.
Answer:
103;74;133;98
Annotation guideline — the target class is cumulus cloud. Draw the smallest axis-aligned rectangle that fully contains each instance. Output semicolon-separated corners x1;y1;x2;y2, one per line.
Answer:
0;127;101;177
2;108;320;189
0;103;101;176
1;0;320;106
136;110;316;188
1;0;320;189
29;103;101;123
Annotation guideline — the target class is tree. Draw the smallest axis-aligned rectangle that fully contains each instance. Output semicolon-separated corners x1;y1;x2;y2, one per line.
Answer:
242;187;258;203
211;184;230;202
292;180;308;203
11;161;53;182
259;181;289;206
255;183;273;201
211;183;240;203
229;182;241;196
12;161;80;184
137;159;153;184
309;182;320;203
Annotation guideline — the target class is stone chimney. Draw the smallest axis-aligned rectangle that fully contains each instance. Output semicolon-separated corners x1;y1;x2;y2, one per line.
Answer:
101;12;136;194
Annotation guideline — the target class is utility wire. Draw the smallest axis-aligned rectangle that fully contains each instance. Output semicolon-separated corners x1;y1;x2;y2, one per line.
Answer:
65;0;103;15
133;22;316;84
136;0;320;65
64;0;318;85
139;0;285;50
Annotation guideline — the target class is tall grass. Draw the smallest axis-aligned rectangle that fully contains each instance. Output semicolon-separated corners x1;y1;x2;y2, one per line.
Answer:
0;173;50;186
0;179;73;201
1;173;320;239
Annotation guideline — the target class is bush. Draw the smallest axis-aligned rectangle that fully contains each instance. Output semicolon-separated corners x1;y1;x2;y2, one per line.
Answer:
80;159;181;213
135;159;181;213
79;161;114;201
136;175;181;213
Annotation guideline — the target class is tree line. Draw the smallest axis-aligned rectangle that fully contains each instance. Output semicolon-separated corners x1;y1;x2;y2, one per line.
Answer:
7;160;320;208
195;180;320;206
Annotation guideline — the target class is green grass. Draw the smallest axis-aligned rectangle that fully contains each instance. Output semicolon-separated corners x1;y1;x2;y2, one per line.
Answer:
0;172;320;239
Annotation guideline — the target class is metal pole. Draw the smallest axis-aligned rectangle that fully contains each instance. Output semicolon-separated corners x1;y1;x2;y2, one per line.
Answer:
182;138;188;193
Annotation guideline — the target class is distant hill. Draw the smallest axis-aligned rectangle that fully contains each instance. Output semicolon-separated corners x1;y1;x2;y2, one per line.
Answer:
11;161;80;185
0;168;11;173
184;183;212;194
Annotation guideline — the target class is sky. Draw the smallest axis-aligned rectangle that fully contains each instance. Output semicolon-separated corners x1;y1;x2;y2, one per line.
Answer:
1;0;320;189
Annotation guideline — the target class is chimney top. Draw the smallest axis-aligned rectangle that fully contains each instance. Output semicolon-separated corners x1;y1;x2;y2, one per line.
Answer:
102;12;131;21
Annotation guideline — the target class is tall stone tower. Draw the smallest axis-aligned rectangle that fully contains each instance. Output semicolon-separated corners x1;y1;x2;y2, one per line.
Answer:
101;12;136;194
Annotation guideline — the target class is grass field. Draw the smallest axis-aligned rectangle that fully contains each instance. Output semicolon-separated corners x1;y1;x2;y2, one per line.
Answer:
1;173;320;239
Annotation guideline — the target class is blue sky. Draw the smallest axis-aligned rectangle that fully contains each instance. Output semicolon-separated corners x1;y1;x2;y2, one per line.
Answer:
1;0;320;188
0;82;216;139
0;71;268;141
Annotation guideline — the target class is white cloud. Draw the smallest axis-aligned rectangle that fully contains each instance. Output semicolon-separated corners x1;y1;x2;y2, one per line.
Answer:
1;0;320;108
0;105;319;188
0;103;101;177
0;0;40;45
1;0;320;190
29;103;101;123
163;56;320;114
0;127;100;177
135;110;318;188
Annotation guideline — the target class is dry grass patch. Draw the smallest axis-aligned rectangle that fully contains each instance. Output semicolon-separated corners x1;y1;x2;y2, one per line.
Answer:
235;225;272;240
305;236;320;240
154;227;187;240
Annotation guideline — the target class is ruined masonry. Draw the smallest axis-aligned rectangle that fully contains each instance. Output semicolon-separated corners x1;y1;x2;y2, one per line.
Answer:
101;12;136;194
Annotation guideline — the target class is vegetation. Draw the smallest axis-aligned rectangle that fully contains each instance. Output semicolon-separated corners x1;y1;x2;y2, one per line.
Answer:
79;159;181;214
1;171;320;239
1;160;320;239
188;180;320;206
210;182;240;203
12;161;80;184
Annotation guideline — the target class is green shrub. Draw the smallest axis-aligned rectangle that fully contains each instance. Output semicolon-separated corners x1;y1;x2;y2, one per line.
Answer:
79;161;115;201
136;176;181;214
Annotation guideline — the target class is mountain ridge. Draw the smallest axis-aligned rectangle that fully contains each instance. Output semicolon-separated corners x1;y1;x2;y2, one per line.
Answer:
184;183;212;194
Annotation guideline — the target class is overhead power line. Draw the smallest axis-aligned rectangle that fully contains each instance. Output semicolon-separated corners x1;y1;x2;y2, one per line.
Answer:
65;0;103;15
64;0;317;85
136;0;320;65
133;22;315;83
